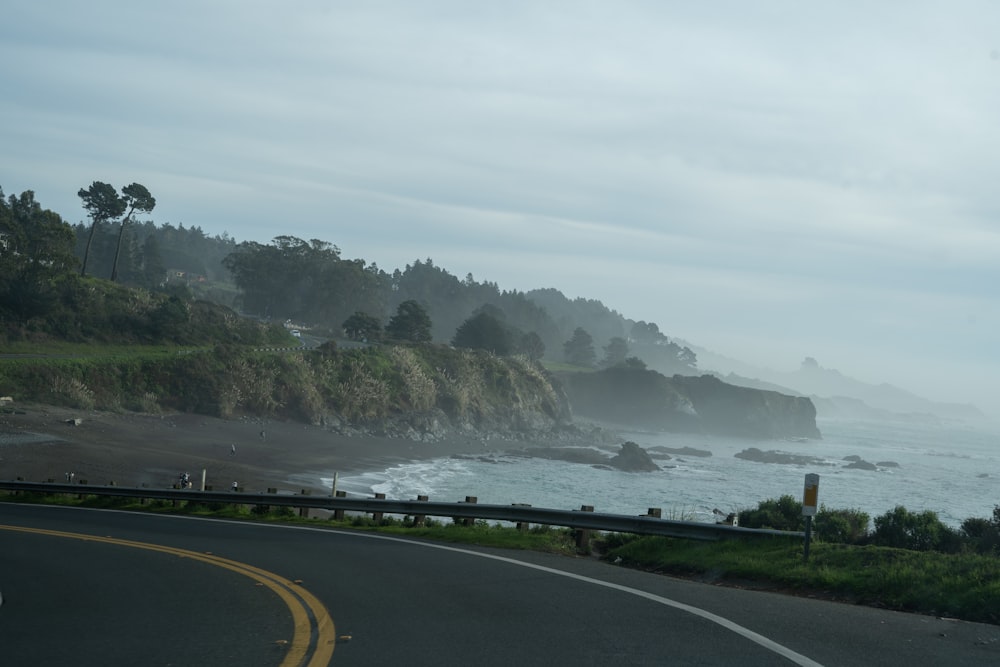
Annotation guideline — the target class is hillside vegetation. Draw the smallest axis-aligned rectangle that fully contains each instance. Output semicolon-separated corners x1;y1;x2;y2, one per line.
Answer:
1;328;573;441
1;185;817;440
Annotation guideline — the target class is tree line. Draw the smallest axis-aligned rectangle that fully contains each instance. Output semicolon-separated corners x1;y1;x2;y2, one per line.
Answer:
1;184;697;373
222;237;697;372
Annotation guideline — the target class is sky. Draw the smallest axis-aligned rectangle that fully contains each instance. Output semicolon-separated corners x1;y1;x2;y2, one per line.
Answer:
2;2;999;415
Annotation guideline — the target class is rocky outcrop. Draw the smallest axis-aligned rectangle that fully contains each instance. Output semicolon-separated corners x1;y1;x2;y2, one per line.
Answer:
669;375;821;439
608;441;660;472
557;366;697;431
512;441;660;472
559;368;821;440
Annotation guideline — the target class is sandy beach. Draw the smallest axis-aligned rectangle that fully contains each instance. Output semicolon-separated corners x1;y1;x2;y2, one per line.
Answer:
0;403;502;494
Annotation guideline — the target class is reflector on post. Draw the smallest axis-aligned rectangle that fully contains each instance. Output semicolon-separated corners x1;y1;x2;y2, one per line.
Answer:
802;473;819;516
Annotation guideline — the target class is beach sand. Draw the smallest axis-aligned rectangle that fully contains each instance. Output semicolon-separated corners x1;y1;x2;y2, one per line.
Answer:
0;403;501;494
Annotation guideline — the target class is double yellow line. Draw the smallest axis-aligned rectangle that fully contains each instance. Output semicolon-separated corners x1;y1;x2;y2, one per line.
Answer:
0;524;336;667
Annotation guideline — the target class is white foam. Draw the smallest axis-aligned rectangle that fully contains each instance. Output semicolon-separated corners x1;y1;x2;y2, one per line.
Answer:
322;419;999;526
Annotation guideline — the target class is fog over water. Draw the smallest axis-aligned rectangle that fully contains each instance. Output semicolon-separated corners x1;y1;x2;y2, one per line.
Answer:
2;2;999;415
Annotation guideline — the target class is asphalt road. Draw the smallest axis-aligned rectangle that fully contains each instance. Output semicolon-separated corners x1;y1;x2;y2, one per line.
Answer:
1;504;998;666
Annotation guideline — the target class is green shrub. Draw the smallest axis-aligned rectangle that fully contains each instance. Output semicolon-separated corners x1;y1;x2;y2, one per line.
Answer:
869;506;963;553
738;495;804;531
739;497;870;544
960;505;1000;554
815;506;870;544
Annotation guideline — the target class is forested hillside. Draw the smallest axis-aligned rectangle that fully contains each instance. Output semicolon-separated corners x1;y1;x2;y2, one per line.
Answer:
1;185;698;375
1;186;824;441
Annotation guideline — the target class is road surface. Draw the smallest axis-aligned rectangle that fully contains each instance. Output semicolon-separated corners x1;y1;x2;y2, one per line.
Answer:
1;504;997;665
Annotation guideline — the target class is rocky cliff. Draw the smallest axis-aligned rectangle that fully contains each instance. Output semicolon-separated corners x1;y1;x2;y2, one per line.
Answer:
7;344;817;442
558;368;820;439
1;343;579;443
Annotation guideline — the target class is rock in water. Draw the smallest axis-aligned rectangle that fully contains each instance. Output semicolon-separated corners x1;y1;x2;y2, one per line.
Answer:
608;441;660;472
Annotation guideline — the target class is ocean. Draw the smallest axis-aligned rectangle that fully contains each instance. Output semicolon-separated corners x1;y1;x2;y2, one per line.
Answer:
330;417;1000;528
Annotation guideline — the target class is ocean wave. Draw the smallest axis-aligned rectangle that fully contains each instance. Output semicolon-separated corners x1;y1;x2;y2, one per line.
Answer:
328;419;999;526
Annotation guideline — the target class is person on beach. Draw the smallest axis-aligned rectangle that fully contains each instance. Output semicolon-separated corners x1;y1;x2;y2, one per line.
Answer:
231;443;236;456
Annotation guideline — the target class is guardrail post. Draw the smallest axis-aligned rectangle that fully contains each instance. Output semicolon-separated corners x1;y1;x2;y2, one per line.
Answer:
462;496;478;526
576;505;594;551
513;503;532;531
333;490;346;521
78;480;88;501
372;492;386;523
254;487;277;515
414;495;428;526
299;489;311;517
647;507;662;518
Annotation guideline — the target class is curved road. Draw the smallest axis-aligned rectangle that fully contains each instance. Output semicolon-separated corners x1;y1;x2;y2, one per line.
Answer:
1;504;997;666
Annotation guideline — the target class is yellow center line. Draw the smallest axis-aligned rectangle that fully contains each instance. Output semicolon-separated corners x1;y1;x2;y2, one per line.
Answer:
0;524;336;667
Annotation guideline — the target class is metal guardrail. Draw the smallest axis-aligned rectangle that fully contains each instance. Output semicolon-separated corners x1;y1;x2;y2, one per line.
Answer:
0;480;804;542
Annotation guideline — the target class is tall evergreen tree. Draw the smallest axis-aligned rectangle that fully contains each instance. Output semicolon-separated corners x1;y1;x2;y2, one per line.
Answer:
342;311;383;342
78;181;125;277
0;189;77;322
601;336;629;368
452;311;512;354
111;183;156;282
563;327;596;367
386;300;432;342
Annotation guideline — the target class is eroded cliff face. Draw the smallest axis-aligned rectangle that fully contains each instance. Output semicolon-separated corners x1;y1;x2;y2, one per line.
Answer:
8;344;816;442
669;375;821;439
318;347;578;441
3;344;578;442
559;369;821;439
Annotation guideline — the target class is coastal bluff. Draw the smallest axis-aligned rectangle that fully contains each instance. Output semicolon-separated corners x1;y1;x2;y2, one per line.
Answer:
557;368;821;439
4;344;818;443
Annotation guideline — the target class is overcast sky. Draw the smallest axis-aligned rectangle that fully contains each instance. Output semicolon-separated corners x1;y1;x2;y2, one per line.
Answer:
2;2;998;415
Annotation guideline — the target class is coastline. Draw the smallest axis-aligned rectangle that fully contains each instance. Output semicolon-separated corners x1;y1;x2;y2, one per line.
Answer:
0;403;509;494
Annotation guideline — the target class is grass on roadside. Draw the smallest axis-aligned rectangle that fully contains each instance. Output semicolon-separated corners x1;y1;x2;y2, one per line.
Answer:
603;534;1000;625
348;518;579;554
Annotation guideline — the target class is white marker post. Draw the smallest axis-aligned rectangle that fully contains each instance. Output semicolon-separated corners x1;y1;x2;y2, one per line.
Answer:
802;473;819;561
